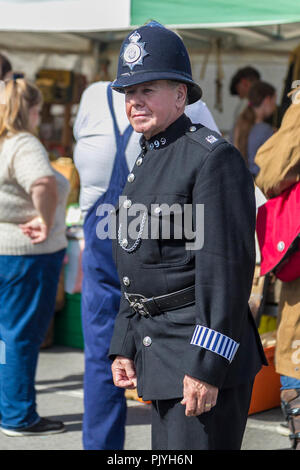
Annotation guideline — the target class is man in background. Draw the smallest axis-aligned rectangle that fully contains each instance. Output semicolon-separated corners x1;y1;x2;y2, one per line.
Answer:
229;66;261;142
0;53;12;81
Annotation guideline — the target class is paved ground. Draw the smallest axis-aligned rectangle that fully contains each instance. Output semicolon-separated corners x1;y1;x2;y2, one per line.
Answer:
0;345;292;451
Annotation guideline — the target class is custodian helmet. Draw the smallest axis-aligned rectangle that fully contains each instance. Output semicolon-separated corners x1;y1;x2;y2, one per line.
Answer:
111;21;202;105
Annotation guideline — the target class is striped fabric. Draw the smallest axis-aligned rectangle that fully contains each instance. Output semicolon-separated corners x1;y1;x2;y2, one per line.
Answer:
190;325;239;363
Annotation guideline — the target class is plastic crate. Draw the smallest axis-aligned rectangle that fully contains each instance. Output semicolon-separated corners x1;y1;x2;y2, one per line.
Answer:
248;345;281;415
54;293;84;349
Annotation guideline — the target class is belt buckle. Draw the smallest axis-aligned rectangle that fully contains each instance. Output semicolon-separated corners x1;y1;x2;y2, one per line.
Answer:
124;292;150;317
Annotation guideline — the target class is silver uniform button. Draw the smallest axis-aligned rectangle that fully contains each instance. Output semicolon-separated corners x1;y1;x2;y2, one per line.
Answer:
143;336;152;347
154;206;161;215
277;241;285;252
123;199;132;209
189;126;197;132
127;173;135;183
123;276;130;286
136;157;143;166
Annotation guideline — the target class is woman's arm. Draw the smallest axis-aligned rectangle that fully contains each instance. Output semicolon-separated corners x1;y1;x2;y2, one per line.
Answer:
30;175;57;228
19;175;58;244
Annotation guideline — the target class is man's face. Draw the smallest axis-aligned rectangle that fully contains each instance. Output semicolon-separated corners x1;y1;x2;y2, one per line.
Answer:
236;78;255;99
125;80;186;139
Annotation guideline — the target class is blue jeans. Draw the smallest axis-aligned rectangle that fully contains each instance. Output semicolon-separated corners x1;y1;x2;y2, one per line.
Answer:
0;250;65;429
280;375;300;390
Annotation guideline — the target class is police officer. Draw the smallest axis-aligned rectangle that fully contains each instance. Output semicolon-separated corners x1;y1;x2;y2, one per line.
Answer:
109;21;267;450
73;81;140;450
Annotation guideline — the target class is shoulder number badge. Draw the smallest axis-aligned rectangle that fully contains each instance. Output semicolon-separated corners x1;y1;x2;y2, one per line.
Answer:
122;31;149;70
205;135;218;144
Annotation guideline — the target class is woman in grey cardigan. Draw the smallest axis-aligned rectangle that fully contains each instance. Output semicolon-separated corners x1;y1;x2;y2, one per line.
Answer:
0;78;69;436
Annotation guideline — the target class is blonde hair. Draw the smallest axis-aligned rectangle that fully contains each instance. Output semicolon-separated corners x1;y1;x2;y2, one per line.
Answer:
0;78;42;139
233;106;256;164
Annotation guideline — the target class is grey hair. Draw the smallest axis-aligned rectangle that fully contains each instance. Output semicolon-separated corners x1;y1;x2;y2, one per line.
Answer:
166;80;188;105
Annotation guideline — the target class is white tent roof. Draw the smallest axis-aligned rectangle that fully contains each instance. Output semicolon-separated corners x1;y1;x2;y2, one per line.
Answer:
0;0;130;32
0;0;300;55
0;1;295;137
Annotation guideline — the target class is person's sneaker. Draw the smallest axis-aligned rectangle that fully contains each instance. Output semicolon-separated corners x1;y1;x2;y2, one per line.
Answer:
0;418;65;437
276;422;290;437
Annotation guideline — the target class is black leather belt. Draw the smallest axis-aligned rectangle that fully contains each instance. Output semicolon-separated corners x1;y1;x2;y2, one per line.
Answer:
124;285;195;317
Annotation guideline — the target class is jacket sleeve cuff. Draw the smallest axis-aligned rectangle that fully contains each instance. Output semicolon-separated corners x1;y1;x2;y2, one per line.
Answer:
108;318;136;361
190;325;239;363
184;346;230;388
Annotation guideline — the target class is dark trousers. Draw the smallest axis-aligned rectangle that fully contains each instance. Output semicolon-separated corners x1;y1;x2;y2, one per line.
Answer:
151;380;253;450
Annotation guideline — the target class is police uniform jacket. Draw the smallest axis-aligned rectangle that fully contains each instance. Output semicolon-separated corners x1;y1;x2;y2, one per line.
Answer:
109;114;267;401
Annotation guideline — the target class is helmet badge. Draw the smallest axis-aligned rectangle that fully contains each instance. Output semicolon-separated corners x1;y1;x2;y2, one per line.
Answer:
122;31;149;71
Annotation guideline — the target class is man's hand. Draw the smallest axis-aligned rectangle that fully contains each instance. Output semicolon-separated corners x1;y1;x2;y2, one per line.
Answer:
111;356;137;389
181;375;218;416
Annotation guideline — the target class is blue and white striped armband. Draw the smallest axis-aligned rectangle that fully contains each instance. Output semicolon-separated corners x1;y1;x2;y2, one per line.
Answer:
190;325;239;363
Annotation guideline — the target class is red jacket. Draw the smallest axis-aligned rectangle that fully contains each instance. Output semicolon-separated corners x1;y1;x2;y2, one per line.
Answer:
256;182;300;282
